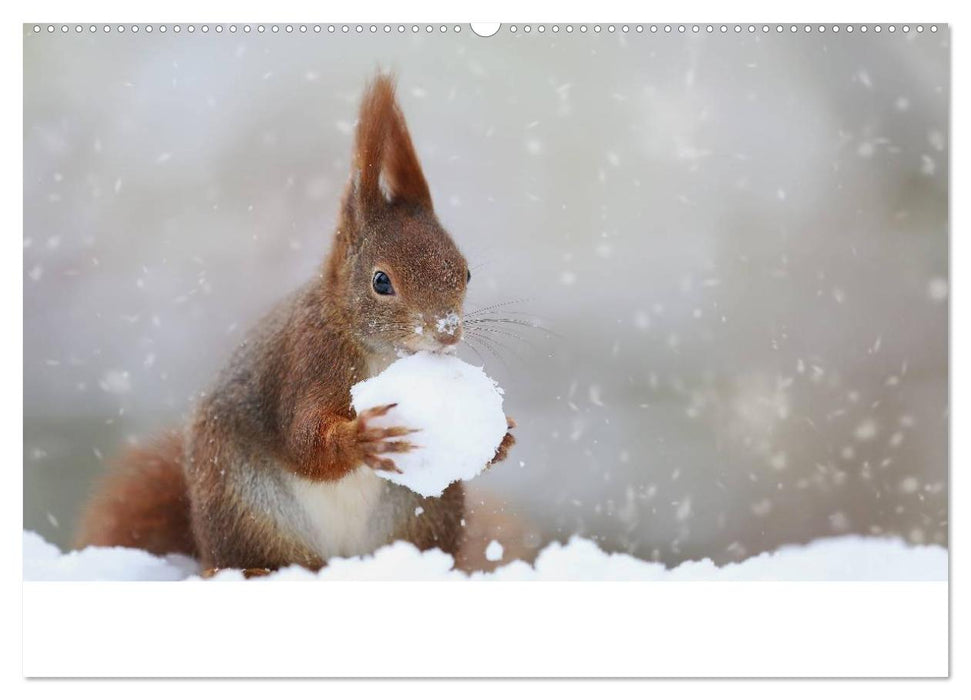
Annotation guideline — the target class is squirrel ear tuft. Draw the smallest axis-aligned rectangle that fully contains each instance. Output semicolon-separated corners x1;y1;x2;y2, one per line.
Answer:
352;73;433;215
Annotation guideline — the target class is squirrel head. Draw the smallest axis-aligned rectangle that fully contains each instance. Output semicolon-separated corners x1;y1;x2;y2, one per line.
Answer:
325;74;469;357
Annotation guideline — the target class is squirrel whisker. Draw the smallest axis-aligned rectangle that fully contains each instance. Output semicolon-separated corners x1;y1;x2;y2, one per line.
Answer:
458;336;489;366
464;316;558;338
465;329;531;371
464;298;532;318
463;332;510;371
467;325;538;350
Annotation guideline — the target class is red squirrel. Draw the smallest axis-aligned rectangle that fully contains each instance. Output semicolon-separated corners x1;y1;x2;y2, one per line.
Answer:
76;75;516;573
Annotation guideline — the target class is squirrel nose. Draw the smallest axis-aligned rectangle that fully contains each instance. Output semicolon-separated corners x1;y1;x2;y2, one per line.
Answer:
431;311;463;348
434;329;462;347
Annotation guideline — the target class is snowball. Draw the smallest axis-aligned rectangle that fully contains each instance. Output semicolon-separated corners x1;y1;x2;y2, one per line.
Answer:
350;351;507;497
485;539;504;562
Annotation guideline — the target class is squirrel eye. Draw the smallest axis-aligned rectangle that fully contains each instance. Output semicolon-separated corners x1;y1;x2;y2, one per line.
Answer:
466;269;471;284
372;271;395;296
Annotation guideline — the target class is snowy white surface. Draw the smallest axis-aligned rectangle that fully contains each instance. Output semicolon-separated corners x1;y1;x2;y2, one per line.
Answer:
24;531;946;582
23;531;199;581
350;351;507;497
485;539;504;562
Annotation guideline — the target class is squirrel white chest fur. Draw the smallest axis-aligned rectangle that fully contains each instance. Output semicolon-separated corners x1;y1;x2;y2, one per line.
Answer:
287;467;396;559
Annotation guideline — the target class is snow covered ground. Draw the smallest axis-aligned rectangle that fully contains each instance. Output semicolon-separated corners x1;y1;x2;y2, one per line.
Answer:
23;530;947;582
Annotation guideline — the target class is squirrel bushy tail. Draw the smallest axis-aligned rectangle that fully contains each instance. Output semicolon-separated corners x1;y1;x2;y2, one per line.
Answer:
76;432;197;557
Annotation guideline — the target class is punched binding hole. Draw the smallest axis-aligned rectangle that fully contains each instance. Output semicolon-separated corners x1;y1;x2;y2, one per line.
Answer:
470;23;501;38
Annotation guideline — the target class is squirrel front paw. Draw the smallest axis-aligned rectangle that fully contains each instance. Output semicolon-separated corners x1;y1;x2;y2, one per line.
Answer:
351;403;418;474
488;416;517;467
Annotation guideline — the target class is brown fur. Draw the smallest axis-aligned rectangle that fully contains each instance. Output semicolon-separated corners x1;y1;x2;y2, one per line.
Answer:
76;74;515;572
76;432;196;557
457;485;539;572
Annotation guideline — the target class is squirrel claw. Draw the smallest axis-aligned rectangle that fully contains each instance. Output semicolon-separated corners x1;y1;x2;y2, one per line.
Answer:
487;416;517;467
369;439;417;455
363;453;403;474
358;403;397;420
359;425;420;442
352;404;415;475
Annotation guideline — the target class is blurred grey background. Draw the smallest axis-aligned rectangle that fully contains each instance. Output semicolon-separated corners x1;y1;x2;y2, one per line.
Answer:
24;25;948;566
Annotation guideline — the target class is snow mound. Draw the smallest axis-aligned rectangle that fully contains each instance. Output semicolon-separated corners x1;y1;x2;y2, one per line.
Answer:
23;531;199;581
212;542;464;581
478;536;948;581
23;531;946;582
350;351;507;497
